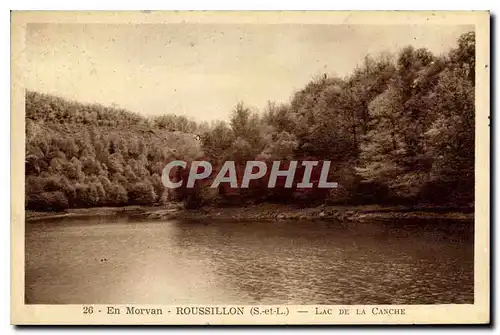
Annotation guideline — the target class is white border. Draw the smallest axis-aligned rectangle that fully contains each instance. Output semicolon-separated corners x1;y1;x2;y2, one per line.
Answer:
4;1;497;334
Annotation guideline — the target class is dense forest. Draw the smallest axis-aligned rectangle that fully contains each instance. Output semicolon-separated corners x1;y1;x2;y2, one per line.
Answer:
25;32;475;211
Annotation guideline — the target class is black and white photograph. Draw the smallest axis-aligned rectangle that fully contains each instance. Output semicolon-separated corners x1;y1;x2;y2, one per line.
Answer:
11;10;490;325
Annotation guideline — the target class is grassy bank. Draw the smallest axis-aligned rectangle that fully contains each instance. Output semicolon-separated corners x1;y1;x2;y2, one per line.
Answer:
26;203;474;223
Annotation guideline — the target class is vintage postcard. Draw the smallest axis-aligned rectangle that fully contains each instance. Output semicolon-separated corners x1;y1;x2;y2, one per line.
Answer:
11;11;490;325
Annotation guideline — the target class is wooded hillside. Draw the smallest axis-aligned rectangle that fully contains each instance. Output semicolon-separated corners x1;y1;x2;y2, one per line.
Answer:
25;32;475;211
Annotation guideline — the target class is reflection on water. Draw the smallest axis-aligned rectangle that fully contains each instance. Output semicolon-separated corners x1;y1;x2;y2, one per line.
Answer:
25;216;473;304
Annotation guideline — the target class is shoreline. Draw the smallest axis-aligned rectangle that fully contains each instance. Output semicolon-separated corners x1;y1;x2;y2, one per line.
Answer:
26;203;474;223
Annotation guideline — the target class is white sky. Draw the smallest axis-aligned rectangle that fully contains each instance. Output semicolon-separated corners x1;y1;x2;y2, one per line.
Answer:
25;23;473;121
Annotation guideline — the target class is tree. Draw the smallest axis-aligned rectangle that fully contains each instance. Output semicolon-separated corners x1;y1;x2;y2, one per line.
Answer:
108;182;129;206
423;66;475;204
24;31;475;209
200;121;234;161
128;181;157;205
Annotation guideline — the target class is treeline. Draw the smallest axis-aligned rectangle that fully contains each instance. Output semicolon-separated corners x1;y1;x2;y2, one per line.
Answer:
25;92;204;211
183;31;475;207
25;32;475;211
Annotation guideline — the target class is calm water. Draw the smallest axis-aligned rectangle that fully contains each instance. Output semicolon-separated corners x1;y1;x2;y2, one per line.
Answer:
25;216;474;304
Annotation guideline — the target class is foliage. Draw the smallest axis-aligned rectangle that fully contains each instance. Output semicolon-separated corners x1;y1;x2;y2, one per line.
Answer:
25;32;475;210
25;93;203;211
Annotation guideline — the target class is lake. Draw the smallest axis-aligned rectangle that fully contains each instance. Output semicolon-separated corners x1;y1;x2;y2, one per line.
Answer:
25;216;474;304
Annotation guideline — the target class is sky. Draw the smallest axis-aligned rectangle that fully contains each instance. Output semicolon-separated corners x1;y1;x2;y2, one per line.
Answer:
25;23;473;122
